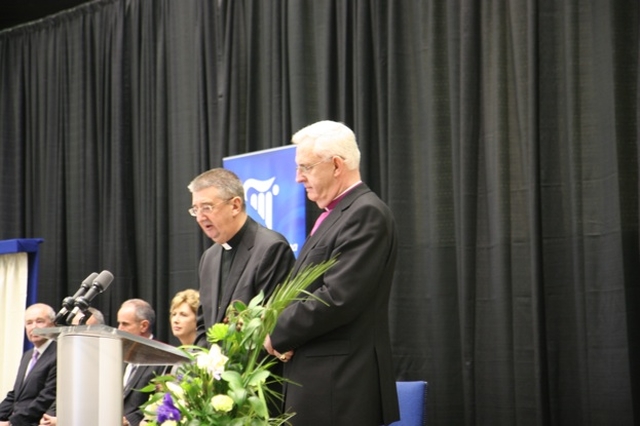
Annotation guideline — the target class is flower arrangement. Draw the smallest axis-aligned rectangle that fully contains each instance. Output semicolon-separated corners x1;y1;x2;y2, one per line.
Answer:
140;259;336;426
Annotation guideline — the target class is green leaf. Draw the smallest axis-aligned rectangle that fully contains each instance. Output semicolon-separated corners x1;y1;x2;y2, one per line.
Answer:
138;383;157;392
248;395;268;418
221;370;243;389
228;387;248;405
248;291;265;307
232;299;248;312
248;370;271;386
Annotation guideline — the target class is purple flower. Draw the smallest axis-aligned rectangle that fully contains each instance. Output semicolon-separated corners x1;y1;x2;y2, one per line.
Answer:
157;393;182;423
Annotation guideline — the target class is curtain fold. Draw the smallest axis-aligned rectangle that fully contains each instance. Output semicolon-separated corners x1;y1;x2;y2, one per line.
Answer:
0;0;637;424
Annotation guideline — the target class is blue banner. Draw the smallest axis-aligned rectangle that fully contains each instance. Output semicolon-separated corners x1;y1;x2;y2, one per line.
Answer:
224;146;305;257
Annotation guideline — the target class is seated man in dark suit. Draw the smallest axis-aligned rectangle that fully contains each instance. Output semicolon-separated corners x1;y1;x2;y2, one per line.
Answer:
117;299;168;426
0;303;57;426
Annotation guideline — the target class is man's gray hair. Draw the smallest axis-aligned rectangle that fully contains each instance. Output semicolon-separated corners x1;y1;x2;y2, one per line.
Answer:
291;120;361;171
187;168;246;211
121;298;156;330
86;307;105;324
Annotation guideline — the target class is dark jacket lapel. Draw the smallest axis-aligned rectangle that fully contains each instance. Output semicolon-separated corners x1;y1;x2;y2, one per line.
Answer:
294;183;370;273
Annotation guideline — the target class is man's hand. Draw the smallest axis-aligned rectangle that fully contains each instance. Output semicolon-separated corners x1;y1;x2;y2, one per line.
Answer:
39;414;56;426
264;334;294;362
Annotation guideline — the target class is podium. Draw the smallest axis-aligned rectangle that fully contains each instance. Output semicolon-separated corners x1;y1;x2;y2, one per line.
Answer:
35;324;190;426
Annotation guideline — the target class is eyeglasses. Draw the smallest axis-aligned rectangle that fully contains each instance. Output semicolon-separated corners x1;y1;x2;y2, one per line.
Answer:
295;159;329;174
188;198;233;217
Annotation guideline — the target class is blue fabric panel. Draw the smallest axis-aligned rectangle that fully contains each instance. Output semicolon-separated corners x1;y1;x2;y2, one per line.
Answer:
390;381;428;426
0;238;45;351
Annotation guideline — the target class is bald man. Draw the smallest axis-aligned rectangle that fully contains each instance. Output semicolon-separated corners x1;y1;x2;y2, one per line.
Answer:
0;303;57;426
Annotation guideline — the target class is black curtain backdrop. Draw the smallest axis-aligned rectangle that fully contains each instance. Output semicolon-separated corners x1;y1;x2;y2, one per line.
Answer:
0;1;638;425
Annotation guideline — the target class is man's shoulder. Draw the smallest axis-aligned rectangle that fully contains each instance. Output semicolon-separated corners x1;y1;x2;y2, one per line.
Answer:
244;216;289;245
130;364;164;385
255;224;289;243
200;242;221;259
345;185;393;216
40;340;58;359
250;225;295;263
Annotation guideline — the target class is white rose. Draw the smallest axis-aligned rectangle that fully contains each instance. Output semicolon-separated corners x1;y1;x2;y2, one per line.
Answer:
211;394;234;412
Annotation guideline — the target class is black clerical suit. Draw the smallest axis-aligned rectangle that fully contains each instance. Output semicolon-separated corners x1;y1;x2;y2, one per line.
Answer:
270;183;400;426
196;216;295;345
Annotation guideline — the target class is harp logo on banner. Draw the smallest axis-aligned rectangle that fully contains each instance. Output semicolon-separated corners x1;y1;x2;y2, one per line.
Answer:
223;146;306;257
243;177;279;229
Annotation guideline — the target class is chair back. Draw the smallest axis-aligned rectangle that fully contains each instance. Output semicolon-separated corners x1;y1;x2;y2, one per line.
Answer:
389;380;428;426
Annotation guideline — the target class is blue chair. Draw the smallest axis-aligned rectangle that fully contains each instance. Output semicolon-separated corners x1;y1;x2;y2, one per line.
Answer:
389;381;428;426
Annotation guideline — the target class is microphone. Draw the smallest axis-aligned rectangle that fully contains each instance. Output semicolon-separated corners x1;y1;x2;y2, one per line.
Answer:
66;270;114;323
54;272;99;325
77;310;93;325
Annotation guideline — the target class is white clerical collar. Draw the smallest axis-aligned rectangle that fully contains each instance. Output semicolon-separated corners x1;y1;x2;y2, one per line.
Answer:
221;243;232;250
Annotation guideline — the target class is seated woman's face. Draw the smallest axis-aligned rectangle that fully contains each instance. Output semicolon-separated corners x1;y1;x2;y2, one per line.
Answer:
170;302;197;342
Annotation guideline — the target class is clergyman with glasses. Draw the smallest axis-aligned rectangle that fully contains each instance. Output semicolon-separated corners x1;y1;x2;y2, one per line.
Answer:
263;120;400;425
187;168;295;347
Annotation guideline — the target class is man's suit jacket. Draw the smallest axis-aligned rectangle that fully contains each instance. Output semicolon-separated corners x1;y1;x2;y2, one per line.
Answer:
196;216;295;345
123;364;167;426
0;342;57;426
270;183;400;426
